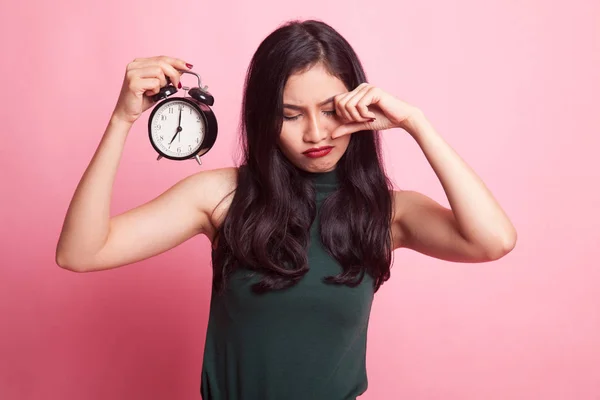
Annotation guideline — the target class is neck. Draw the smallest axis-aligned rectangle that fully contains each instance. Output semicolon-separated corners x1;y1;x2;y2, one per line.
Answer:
302;167;339;187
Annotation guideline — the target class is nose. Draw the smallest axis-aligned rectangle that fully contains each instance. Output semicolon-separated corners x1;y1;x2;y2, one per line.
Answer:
303;113;328;143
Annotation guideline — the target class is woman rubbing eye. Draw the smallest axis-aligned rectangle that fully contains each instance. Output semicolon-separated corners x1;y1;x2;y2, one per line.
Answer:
56;18;517;400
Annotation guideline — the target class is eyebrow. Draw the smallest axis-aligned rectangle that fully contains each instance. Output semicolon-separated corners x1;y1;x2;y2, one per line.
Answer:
283;96;335;110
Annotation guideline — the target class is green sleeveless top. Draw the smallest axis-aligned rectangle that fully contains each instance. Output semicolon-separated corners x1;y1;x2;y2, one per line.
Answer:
200;168;375;399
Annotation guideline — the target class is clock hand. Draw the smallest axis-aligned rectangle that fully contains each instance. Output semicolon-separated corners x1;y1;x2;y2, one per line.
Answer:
178;106;184;143
168;127;181;145
169;106;184;145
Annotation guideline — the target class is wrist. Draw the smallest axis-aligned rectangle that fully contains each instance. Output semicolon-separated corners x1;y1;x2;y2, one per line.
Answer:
109;113;135;130
400;109;429;136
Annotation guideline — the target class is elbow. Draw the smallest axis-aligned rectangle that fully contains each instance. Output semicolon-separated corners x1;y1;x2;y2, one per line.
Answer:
55;252;75;271
56;239;75;271
55;251;87;272
485;231;517;261
55;247;68;269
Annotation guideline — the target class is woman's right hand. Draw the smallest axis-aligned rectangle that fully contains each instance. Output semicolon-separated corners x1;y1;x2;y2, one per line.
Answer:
111;55;193;125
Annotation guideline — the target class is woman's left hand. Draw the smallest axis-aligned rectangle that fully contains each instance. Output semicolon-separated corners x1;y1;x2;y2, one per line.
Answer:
331;83;423;139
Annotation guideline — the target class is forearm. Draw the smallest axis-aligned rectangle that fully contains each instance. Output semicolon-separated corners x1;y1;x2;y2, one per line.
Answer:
56;116;133;268
403;112;517;252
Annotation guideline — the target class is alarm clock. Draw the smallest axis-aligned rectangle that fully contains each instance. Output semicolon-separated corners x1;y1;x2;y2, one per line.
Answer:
147;70;217;165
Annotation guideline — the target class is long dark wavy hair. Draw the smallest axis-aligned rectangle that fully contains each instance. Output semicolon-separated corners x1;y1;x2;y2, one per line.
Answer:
211;19;394;295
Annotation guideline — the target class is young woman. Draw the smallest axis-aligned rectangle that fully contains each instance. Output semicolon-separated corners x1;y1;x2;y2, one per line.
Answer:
56;19;517;400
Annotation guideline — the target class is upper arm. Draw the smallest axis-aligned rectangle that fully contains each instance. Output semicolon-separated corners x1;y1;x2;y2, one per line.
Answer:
79;167;236;272
391;190;491;263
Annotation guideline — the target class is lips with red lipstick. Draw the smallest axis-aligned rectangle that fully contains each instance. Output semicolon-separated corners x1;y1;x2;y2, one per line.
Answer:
302;146;334;158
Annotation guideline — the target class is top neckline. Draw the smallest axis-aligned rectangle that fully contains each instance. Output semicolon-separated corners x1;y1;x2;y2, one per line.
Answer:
303;167;339;187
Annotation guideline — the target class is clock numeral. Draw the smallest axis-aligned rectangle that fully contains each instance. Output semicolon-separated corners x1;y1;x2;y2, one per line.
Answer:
196;118;201;122
169;107;174;114
161;115;167;121
159;135;164;141
177;147;181;153
154;124;161;131
195;137;199;143
188;145;192;151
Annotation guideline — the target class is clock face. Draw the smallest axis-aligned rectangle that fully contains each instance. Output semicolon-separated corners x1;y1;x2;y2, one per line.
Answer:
150;100;205;159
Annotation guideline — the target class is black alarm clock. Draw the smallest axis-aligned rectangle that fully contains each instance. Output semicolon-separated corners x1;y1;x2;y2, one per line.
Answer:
147;70;217;165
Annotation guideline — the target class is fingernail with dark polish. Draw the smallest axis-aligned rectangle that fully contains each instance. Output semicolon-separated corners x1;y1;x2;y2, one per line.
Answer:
186;63;194;69
178;82;182;89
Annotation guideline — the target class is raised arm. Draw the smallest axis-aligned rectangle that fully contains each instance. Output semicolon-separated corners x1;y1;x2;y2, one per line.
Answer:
55;55;232;272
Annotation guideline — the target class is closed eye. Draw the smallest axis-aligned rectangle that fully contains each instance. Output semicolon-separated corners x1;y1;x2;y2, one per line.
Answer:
283;110;337;121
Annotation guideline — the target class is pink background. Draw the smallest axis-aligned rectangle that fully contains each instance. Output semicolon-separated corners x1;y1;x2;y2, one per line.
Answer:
1;0;599;399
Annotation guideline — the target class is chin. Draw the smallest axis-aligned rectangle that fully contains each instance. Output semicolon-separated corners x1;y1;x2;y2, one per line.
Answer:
299;160;339;173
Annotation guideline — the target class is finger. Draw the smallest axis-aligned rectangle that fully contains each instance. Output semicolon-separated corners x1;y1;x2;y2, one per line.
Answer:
131;77;162;97
156;55;193;87
335;93;353;122
356;88;378;119
345;84;373;121
156;59;185;89
331;121;371;139
154;55;193;72
129;56;192;73
134;65;169;92
335;83;368;121
130;56;192;89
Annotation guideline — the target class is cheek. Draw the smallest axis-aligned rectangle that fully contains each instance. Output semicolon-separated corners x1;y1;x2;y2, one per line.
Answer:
278;130;298;154
337;135;351;151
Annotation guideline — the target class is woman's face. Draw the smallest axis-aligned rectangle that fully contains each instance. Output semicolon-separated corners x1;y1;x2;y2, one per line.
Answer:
278;63;351;173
